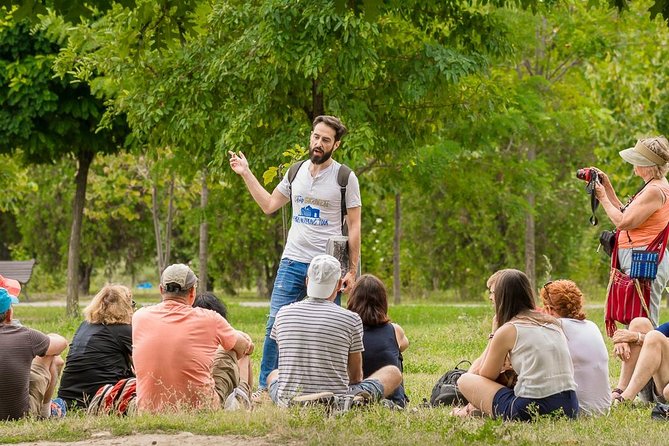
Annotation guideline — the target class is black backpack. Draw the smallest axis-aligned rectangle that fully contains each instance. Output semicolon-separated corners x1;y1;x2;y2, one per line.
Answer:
429;360;471;407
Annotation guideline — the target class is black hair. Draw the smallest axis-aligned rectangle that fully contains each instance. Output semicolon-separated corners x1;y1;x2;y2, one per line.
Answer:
193;292;228;320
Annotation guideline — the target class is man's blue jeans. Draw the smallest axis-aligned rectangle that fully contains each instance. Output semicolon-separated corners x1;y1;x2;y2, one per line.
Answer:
259;258;341;388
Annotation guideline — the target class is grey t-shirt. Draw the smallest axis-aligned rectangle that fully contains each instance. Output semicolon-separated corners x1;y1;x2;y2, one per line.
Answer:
0;323;50;420
276;160;361;263
271;298;364;406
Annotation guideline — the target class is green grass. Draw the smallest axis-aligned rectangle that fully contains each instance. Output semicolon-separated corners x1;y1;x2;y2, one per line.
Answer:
1;301;665;445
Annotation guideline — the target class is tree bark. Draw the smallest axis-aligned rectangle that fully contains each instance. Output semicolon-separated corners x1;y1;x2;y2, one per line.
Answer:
66;150;94;318
525;146;536;289
151;182;164;278
393;192;401;304
78;262;92;296
199;169;209;292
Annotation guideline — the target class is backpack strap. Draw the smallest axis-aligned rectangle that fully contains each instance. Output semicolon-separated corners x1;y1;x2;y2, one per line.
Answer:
287;160;307;202
337;164;352;235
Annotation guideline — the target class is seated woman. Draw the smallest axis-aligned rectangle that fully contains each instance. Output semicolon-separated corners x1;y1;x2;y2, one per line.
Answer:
193;292;254;410
540;280;610;416
347;274;409;408
455;269;578;421
611;317;669;402
57;285;134;409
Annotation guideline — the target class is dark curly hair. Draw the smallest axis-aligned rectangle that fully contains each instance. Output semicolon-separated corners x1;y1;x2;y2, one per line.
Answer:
540;279;586;320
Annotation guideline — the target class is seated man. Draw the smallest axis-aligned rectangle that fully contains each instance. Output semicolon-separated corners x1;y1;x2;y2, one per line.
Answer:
133;264;254;412
0;277;68;421
612;317;669;402
267;255;402;408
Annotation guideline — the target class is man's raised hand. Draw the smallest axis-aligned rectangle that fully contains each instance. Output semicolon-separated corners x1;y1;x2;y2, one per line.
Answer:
228;150;249;176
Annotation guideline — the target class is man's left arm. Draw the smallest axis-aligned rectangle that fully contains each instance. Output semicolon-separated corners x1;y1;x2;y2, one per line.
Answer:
347;351;363;384
342;205;361;293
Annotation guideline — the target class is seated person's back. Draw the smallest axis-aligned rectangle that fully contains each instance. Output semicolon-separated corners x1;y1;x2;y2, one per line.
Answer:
133;264;240;412
541;280;611;416
58;285;135;408
347;274;409;407
272;297;363;399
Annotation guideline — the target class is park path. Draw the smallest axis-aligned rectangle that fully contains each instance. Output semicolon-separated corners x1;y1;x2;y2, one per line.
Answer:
9;432;290;446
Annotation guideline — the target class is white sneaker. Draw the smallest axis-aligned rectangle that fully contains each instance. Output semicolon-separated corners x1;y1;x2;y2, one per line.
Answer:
224;387;252;411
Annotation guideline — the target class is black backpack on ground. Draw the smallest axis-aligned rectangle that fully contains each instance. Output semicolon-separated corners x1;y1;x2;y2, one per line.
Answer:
429;360;471;407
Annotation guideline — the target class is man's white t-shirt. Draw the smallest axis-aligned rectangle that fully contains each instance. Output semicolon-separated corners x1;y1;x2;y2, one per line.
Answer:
276;160;361;263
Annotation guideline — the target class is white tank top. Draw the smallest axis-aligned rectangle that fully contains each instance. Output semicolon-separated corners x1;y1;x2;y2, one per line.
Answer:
509;322;577;399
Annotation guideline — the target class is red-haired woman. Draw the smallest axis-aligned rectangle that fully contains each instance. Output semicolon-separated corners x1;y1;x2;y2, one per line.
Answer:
540;280;610;416
347;274;409;407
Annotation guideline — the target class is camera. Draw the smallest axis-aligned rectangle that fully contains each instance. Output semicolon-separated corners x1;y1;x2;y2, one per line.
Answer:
576;168;601;226
576;168;599;194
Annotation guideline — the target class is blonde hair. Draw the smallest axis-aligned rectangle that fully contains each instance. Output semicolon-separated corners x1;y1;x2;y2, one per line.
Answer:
639;136;669;178
84;285;133;325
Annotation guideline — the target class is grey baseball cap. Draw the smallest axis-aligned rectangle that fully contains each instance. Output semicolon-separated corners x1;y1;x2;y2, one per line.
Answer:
161;264;198;291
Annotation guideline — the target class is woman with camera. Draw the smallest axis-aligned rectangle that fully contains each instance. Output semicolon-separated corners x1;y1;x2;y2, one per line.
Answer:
594;136;669;325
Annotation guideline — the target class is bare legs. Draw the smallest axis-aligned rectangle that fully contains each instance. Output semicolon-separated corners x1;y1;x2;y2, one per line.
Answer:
614;317;654;395
620;330;669;401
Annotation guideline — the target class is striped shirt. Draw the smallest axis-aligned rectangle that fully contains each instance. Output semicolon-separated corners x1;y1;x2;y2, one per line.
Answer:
271;298;363;404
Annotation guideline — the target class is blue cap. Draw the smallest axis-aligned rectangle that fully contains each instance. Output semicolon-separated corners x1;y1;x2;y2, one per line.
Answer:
0;287;19;313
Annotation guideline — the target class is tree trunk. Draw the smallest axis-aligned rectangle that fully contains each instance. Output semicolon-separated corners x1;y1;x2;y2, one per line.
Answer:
311;78;324;120
393;192;401;304
525;146;536;290
78;262;92;296
66;150;94;318
151;182;164;278
151;175;175;277
199;169;209;292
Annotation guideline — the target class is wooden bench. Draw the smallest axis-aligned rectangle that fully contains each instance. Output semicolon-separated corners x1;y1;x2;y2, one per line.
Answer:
0;259;36;300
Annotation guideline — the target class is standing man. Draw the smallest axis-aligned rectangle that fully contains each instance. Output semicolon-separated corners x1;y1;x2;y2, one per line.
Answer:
132;264;254;412
229;115;362;394
0;277;68;420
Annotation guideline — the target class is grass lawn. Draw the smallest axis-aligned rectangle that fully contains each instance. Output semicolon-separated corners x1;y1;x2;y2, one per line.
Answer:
1;295;667;445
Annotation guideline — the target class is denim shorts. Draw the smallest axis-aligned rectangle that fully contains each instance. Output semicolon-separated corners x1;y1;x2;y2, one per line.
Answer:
492;387;578;421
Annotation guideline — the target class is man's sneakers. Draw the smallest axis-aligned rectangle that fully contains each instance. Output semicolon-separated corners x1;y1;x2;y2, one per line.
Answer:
290;391;337;407
251;387;269;405
290;389;374;415
224;387;252;411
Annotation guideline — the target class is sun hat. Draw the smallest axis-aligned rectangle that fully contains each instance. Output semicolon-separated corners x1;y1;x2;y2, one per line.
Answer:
0;287;19;313
307;255;342;299
160;264;198;292
619;139;667;167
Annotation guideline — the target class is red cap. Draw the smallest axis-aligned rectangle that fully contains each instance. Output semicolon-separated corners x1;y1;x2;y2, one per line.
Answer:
0;275;21;297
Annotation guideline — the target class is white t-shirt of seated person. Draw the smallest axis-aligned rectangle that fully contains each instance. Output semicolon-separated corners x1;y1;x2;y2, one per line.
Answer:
561;318;611;417
277;160;361;264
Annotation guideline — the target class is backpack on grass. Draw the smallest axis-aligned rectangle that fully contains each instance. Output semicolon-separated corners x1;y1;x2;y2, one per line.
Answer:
87;377;137;416
430;360;470;407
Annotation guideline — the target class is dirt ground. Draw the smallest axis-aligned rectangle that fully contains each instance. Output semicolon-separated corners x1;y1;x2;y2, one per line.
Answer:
9;432;292;446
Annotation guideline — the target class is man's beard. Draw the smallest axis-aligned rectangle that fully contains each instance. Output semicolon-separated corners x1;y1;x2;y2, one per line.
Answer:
309;146;333;165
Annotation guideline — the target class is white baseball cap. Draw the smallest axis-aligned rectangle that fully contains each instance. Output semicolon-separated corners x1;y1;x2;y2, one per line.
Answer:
307;255;342;299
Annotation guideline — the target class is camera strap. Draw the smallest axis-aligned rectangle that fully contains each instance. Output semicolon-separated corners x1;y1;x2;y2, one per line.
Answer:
590;192;599;226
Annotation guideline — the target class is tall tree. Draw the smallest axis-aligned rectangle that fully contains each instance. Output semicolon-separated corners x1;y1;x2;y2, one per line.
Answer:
0;12;126;316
